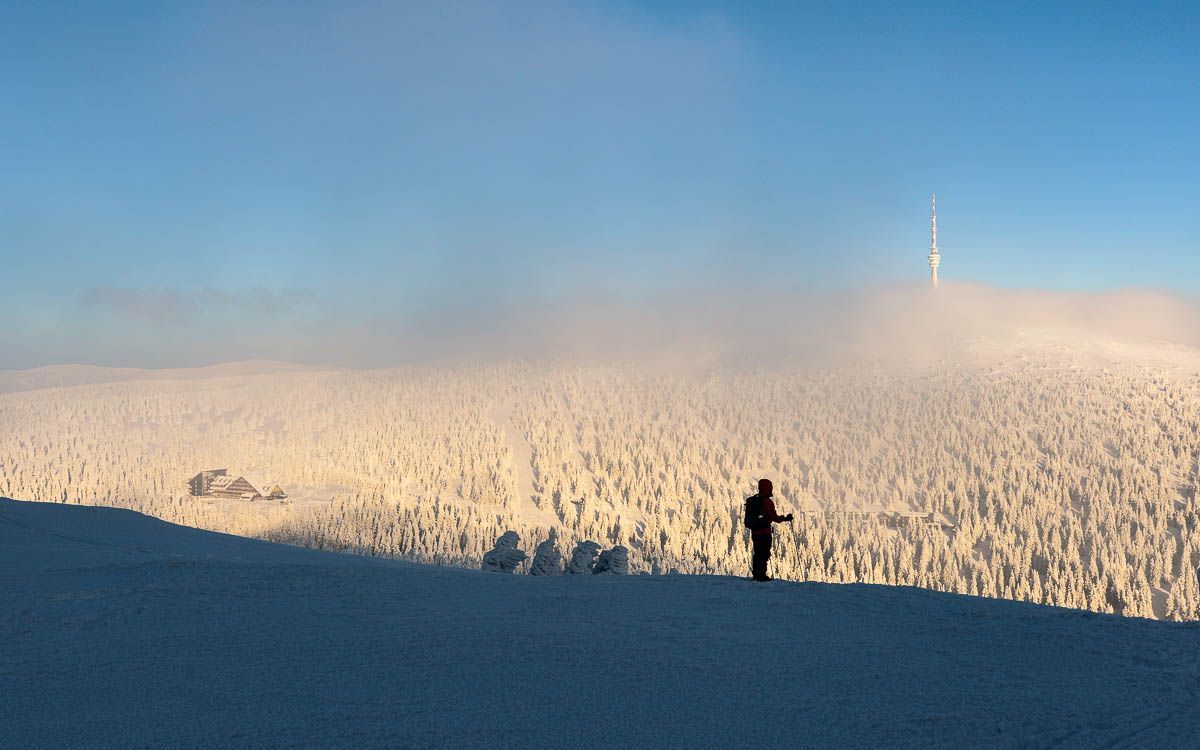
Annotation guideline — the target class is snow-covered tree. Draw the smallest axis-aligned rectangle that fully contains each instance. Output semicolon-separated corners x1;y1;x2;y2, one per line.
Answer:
566;541;601;574
529;537;564;576
593;545;628;575
482;531;526;573
12;350;1200;619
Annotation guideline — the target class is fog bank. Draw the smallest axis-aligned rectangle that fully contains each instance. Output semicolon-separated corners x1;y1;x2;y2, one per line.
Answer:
348;282;1200;370
6;283;1200;372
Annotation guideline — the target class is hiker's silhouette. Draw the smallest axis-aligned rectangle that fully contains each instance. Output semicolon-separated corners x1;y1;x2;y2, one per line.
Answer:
744;478;793;581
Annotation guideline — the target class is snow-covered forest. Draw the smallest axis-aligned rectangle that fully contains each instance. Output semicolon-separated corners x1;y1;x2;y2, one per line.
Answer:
5;338;1200;620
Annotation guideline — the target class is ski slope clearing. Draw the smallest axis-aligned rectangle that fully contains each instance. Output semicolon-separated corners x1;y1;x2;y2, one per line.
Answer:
3;499;1199;749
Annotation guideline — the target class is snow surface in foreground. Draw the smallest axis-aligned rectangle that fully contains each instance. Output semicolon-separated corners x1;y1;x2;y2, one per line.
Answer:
3;499;1199;749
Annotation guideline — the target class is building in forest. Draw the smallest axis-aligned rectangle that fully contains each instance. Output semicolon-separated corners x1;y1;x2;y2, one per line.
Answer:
187;469;286;501
882;510;955;531
801;509;956;532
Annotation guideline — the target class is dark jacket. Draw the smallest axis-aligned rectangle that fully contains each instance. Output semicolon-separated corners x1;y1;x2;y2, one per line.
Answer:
750;495;787;536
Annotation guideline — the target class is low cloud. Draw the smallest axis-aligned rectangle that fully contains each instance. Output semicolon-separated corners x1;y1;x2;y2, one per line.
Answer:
26;282;1200;371
197;288;319;317
79;286;317;325
310;282;1200;371
79;287;199;325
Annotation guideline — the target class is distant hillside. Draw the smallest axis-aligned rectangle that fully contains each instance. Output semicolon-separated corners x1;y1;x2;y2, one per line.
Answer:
0;359;333;394
2;497;1199;748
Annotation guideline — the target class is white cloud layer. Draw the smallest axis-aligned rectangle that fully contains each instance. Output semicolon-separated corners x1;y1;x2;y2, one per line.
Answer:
7;281;1200;370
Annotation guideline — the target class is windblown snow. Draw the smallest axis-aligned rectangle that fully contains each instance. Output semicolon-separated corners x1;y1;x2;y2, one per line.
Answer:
3;498;1199;749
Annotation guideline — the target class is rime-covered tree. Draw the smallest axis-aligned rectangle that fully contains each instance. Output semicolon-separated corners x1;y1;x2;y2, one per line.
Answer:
482;531;526;573
529;536;564;576
7;349;1200;619
567;541;601;575
593;546;629;575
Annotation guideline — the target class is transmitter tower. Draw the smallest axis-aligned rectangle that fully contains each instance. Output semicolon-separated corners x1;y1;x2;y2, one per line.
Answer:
928;194;940;287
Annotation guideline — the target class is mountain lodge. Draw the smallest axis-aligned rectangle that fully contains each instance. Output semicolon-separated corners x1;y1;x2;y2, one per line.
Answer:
188;469;286;501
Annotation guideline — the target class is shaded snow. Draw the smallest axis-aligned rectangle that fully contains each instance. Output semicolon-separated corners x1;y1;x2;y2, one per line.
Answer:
3;498;1200;749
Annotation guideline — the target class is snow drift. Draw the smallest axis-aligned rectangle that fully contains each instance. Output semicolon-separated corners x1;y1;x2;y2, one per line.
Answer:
3;497;1200;748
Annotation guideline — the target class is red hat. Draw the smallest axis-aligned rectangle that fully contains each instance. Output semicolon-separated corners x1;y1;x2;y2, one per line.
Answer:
758;478;773;495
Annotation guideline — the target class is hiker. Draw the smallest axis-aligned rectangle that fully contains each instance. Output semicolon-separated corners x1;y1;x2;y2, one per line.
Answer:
744;478;793;582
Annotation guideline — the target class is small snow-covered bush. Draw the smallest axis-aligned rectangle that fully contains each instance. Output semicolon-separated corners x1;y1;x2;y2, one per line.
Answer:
481;530;527;573
529;537;564;576
593;545;629;575
566;540;601;574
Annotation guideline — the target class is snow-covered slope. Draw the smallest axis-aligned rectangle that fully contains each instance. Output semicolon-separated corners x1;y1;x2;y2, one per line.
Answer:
0;359;330;394
3;498;1199;749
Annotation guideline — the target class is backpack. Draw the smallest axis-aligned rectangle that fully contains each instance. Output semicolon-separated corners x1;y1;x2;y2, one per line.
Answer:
744;495;770;530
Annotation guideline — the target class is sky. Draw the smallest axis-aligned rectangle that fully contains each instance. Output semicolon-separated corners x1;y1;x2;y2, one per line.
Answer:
1;1;1197;368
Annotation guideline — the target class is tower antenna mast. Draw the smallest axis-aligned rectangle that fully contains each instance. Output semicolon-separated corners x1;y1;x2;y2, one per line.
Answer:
928;194;940;287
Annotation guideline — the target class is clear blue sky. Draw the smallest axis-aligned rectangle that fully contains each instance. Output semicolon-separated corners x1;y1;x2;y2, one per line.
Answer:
2;1;1196;367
